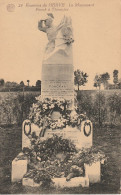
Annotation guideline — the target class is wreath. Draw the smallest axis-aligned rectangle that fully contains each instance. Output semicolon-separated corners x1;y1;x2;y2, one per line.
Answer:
83;121;91;137
24;121;31;136
29;96;87;134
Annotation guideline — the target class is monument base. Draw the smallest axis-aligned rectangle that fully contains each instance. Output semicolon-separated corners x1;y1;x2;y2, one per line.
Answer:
85;162;101;183
12;105;101;188
22;176;89;188
11;152;102;186
22;120;93;150
11;152;28;182
22;177;42;187
52;176;89;188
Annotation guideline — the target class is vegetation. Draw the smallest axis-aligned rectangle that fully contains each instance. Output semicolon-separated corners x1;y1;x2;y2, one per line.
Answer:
1;69;121;92
93;75;102;90
0;90;121;127
1;123;120;193
107;93;121;124
0;92;38;125
113;69;119;89
36;80;41;88
92;92;107;126
0;80;41;92
101;72;110;89
74;70;88;91
27;80;30;86
94;70;121;90
22;134;105;186
20;81;24;87
94;72;110;90
77;90;121;126
0;79;5;86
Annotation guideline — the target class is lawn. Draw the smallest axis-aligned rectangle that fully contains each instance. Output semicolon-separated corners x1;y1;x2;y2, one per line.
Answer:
0;124;120;194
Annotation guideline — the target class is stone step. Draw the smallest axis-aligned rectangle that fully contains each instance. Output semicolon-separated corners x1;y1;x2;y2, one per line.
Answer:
22;176;89;188
22;177;42;187
52;176;89;188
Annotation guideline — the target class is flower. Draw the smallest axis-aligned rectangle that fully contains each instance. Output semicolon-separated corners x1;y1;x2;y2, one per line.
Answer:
50;123;57;129
29;97;83;131
60;105;64;111
56;119;64;128
43;104;48;110
49;104;54;109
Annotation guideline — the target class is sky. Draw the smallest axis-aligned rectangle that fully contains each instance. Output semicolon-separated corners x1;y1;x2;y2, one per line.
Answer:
0;0;121;89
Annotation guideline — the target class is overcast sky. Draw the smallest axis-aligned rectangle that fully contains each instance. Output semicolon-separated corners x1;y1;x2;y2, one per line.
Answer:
0;0;120;89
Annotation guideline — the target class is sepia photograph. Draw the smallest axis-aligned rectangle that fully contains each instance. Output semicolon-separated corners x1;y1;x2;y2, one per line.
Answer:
0;0;121;194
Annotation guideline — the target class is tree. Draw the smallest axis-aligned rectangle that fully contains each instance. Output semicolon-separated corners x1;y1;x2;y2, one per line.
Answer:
100;72;110;89
118;79;121;89
113;69;119;88
36;80;41;88
27;80;30;86
0;79;5;87
5;81;18;87
94;73;110;90
4;81;19;91
20;81;25;87
93;75;102;90
74;69;88;91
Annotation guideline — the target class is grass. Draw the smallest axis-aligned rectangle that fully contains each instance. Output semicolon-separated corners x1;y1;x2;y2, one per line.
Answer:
0;124;121;194
0;90;121;193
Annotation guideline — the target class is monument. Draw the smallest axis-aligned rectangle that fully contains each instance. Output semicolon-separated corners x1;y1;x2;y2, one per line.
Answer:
11;14;105;188
39;14;74;101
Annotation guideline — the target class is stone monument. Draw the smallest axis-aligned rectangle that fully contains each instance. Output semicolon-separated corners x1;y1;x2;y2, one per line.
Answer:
21;14;93;149
11;14;103;187
38;15;74;101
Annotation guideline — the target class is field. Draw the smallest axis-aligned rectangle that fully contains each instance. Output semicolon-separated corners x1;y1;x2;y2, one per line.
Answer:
77;88;121;98
0;91;40;103
0;89;121;101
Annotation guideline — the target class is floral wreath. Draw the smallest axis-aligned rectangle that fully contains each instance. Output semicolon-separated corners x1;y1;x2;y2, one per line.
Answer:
83;121;91;137
29;96;87;134
24;121;31;136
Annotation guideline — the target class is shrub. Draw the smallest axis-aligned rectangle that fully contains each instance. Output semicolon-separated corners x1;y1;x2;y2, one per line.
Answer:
23;134;106;186
77;92;93;119
107;93;121;124
0;92;37;126
92;92;107;125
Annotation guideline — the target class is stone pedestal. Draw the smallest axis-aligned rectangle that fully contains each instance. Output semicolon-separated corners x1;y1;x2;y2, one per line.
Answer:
44;120;93;150
22;177;42;187
22;119;93;150
22;162;102;187
52;176;89;188
85;161;101;183
11;152;28;182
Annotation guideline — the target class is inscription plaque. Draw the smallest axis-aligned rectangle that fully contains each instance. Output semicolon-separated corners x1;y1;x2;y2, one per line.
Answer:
42;64;74;100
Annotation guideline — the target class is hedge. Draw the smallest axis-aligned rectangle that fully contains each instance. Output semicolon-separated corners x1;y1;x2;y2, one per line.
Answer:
0;90;121;126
